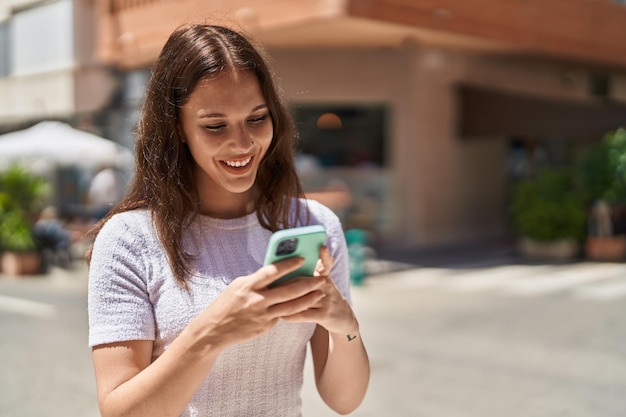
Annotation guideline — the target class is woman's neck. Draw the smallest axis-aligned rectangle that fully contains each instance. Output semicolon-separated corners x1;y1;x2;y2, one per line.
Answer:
197;189;256;219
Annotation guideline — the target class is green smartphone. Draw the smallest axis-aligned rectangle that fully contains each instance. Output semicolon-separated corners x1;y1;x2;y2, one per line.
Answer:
264;225;327;287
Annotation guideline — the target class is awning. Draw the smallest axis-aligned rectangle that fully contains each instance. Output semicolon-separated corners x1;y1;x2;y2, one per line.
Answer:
0;121;133;171
457;85;626;140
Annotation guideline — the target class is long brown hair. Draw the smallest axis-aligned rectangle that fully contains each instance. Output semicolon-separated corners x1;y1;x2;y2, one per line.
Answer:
86;24;304;286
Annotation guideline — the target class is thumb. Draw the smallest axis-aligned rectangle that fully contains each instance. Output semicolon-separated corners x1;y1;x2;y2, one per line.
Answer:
314;245;333;277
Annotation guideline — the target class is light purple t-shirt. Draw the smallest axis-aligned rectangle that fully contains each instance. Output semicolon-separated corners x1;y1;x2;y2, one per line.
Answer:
88;199;351;417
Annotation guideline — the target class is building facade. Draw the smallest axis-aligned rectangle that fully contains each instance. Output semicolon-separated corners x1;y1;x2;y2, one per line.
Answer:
2;0;626;249
0;0;115;132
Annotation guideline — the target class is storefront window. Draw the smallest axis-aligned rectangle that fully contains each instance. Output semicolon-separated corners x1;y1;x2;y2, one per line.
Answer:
12;0;74;76
0;22;9;77
291;103;392;239
292;103;387;168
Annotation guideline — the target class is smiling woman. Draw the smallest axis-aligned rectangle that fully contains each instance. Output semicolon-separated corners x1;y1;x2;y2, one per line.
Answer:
180;72;274;218
84;23;369;417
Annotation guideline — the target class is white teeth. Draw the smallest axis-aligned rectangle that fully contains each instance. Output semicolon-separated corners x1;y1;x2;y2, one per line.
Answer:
225;157;251;168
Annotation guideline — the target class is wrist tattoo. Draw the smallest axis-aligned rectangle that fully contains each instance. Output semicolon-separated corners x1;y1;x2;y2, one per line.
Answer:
346;334;357;342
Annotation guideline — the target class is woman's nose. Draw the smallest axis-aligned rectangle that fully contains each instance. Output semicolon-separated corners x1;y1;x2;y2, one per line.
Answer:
232;125;254;149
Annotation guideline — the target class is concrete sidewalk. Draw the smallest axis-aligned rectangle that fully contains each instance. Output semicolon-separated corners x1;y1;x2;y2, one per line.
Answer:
5;241;617;417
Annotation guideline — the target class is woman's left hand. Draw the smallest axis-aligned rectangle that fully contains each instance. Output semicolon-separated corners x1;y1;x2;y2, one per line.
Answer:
280;246;358;335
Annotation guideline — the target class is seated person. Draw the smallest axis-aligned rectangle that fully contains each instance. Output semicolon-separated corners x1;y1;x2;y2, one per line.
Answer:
34;206;72;269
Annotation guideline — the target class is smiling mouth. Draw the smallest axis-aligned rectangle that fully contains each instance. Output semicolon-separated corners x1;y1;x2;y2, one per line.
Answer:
223;156;252;168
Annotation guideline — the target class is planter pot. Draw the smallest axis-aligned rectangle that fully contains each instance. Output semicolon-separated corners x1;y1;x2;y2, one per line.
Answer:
518;238;579;261
585;236;626;261
1;251;43;276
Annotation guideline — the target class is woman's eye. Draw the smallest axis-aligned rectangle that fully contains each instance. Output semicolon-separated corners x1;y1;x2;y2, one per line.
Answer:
204;124;225;131
248;114;268;124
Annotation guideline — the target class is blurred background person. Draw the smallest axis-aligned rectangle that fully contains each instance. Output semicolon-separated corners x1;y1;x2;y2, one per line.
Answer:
33;205;74;270
86;165;127;220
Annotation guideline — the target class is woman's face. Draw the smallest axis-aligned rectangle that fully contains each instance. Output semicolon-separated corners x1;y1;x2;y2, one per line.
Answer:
180;70;273;216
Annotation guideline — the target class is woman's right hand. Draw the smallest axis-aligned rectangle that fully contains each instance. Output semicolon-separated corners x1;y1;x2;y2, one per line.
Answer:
191;256;326;348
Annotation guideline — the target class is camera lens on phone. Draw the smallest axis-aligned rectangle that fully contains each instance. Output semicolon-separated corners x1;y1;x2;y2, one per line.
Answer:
276;238;299;256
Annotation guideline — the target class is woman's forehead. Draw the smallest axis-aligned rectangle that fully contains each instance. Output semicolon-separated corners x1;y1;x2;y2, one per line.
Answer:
184;71;266;116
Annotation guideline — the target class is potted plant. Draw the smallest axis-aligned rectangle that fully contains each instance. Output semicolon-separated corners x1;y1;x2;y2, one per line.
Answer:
509;167;587;260
0;210;42;275
579;127;626;261
0;165;49;276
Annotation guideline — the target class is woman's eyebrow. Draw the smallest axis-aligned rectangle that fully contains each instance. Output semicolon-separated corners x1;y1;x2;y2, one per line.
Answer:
198;104;268;119
251;104;268;112
197;111;224;119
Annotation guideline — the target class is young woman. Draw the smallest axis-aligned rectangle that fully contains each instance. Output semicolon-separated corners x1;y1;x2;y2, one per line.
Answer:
86;24;369;417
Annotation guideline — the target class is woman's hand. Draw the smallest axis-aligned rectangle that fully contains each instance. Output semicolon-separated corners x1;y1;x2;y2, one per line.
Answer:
192;256;326;349
288;246;369;415
280;246;359;336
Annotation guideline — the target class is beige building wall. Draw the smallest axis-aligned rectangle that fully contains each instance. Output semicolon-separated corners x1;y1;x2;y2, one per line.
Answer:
403;46;509;247
262;43;622;248
269;45;412;244
269;43;607;247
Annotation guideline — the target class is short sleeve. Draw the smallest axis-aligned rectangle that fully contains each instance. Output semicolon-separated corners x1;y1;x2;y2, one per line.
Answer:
88;213;156;347
324;210;352;304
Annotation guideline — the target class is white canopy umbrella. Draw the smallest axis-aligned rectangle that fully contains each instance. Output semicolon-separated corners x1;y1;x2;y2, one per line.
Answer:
0;121;133;172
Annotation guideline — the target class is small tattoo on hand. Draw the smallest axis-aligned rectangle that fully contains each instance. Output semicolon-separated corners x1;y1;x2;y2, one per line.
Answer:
346;334;357;342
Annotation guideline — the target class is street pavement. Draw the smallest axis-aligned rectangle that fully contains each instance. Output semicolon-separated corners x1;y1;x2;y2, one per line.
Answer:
1;244;626;416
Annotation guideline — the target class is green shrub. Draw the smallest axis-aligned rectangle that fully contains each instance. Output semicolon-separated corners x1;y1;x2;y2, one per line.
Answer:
509;167;587;242
0;165;49;252
580;127;626;205
0;211;38;252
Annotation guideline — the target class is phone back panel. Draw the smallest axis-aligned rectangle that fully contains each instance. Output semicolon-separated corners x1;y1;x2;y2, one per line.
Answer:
264;225;327;287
